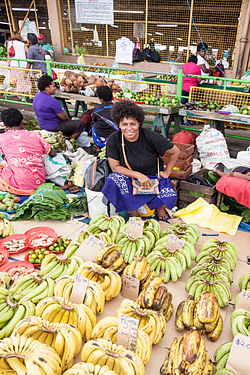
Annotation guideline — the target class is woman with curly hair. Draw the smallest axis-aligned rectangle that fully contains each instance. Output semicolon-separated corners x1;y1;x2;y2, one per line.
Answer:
102;100;180;219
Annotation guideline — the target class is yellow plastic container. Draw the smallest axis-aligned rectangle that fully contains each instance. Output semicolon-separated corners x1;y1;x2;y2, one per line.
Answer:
137;204;155;217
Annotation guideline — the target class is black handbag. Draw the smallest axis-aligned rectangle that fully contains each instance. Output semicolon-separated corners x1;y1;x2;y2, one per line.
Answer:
142;40;160;63
85;158;111;192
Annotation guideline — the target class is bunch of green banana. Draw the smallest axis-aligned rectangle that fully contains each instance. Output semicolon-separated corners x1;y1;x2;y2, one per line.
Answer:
94;243;125;273
123;256;152;290
54;275;105;314
0;273;11;289
89;213;125;233
0;218;14;238
115;232;151;263
0;287;35;338
8;273;54;303
214;341;232;372
41;130;66;150
136;277;173;321
160;330;213;375
231;308;250;336
160;223;199;245
40;253;84;280
146;234;195;282
98;146;106;159
238;271;250;291
64;230;112;258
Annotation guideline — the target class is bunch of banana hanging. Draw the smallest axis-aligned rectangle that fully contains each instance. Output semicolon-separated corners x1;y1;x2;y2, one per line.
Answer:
0;334;62;374
0;273;11;289
64;363;117;375
93;243;125;273
54;275;105;315
40;253;84;280
91;316;152;364
213;341;232;374
77;262;122;301
35;295;96;340
0;218;14;238
0;287;35;339
175;292;223;341
81;338;145;375
231;308;250;336
160;223;200;245
13;316;82;371
8;273;54;304
115;298;166;345
123;256;152;291
136;277;173;322
160;330;213;375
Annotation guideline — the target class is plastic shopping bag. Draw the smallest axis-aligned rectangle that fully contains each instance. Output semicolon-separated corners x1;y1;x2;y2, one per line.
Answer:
43;153;71;186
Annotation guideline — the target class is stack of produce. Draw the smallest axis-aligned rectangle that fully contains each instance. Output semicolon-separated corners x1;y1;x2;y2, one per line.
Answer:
48;236;71;253
54;275;105;315
115;90;180;107
214;341;232;374
27;248;51;264
0;193;19;212
0;334;62;374
160;330;213;374
136;277;173;321
0;287;35;338
81;338;144;375
77;262;122;301
12;183;71;222
160;223;200;245
89;214;125;233
156;73;178;82
240;105;250;115
235;271;250;306
175;292;223;341
91;316;152;364
93;243;125;273
0;218;14;237
40;130;66;150
64;363;117;375
40;253;84;280
35;295;96;340
68;195;88;217
183;100;222;111
231;308;250;336
115;299;166;344
123;256;152;290
185;239;237;307
13;316;82;370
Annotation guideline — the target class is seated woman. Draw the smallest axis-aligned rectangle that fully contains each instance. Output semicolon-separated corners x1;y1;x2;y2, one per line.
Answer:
91;85;118;149
102;100;180;219
0;108;56;193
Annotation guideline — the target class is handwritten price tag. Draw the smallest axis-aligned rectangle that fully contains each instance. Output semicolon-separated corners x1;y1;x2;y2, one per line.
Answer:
168;217;184;225
117;313;139;351
167;234;185;251
227;334;250;375
125;217;144;237
69;274;89;304
75;235;104;261
122;274;140;300
236;290;250;311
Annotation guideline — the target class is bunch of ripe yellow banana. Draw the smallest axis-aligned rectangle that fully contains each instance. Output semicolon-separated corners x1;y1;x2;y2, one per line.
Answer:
77;262;122;301
0;219;14;238
91;316;152;364
123;256;152;291
94;243;125;273
13;316;81;371
0;287;35;339
54;275;105;315
35;295;96;340
136;277;173;322
175;292;223;341
115;298;166;344
213;341;232;373
161;223;200;245
0;333;61;374
63;363;117;375
146;234;195;282
64;230;112;258
231;308;250;336
8;273;54;304
160;330;213;375
40;253;84;280
81;338;145;375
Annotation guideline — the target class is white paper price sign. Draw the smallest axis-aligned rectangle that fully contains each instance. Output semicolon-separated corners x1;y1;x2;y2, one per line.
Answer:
125;218;144;237
75;235;104;261
236;290;250;311
122;274;140;300
226;334;250;375
117;313;139;351
167;234;185;251
69;274;89;304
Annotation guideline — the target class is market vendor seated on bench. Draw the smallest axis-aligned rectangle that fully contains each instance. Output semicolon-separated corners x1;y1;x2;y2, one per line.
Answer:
33;75;84;140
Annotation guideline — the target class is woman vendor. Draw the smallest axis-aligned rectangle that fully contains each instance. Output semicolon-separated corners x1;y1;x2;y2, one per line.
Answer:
0;108;56;193
102;100;180;219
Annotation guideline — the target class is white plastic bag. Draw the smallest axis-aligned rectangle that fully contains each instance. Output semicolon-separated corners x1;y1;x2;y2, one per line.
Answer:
196;125;230;169
43;153;71;186
237;146;250;167
76;131;91;147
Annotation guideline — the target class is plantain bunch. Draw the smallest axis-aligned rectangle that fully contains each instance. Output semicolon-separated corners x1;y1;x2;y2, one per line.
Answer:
93;243;125;274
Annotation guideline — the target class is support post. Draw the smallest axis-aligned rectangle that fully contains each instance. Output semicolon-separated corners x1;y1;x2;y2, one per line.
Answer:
186;0;194;62
144;0;148;48
19;0;34;33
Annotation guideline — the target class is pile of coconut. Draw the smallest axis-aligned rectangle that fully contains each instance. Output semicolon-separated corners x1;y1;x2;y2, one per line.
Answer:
60;71;122;95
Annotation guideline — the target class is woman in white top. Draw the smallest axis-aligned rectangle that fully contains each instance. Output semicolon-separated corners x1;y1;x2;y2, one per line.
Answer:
197;42;216;76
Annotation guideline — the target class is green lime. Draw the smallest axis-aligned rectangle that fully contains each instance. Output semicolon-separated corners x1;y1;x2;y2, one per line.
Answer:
29;257;35;263
31;254;37;259
44;250;50;255
49;245;54;251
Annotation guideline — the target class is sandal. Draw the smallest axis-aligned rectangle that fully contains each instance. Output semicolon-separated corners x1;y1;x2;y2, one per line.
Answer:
69;185;80;193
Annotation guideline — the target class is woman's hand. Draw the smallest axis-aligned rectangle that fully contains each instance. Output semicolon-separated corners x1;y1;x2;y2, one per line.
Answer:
136;173;152;187
160;170;170;179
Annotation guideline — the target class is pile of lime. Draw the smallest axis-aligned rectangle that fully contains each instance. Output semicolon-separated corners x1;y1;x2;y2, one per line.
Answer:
240;105;250;115
48;237;71;253
28;248;50;264
0;194;19;212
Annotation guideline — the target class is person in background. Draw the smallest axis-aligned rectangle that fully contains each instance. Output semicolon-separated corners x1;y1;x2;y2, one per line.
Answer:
0;108;56;192
26;33;47;74
197;42;216;76
38;34;54;60
91;85;117;149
